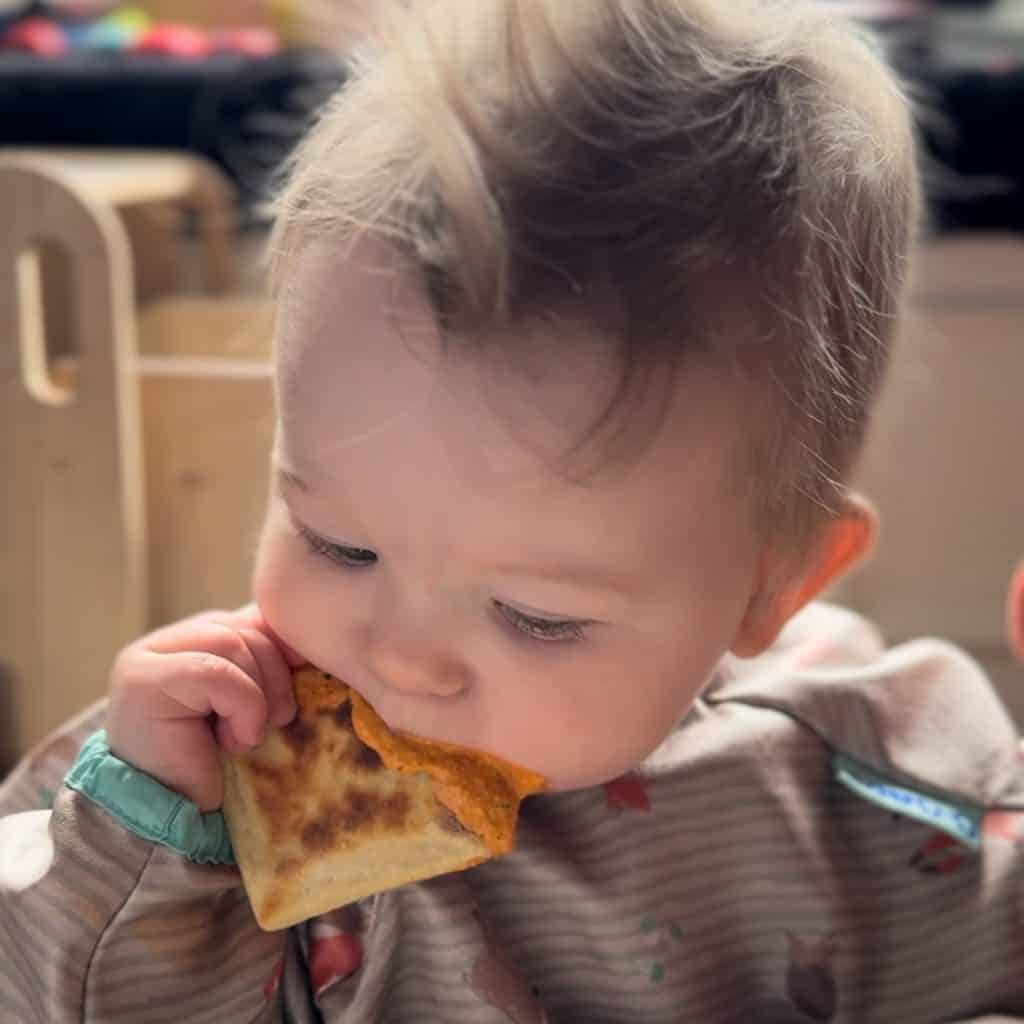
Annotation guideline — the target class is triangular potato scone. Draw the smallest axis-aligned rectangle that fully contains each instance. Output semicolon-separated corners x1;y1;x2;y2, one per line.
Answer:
222;667;546;930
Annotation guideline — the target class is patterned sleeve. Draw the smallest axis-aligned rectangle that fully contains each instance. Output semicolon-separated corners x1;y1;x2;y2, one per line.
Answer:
0;706;287;1023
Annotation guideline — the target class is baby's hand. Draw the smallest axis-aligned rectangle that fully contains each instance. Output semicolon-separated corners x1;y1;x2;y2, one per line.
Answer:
106;605;302;812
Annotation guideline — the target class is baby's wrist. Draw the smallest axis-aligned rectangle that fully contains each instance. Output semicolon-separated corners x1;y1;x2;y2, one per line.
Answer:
65;731;236;865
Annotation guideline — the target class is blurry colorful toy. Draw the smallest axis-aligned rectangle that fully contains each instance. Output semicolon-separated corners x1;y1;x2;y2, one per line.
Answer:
1;3;281;58
77;5;147;49
210;26;279;57
0;15;68;54
103;6;145;33
133;21;209;57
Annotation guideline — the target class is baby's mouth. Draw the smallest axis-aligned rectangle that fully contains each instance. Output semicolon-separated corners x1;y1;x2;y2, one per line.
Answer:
320;671;426;743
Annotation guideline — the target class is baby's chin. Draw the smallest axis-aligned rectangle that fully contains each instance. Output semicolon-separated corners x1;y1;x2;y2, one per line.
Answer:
367;705;651;796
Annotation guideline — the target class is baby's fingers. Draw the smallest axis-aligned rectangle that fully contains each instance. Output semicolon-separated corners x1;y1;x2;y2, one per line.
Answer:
218;603;308;670
238;627;297;728
138;649;269;750
199;609;298;727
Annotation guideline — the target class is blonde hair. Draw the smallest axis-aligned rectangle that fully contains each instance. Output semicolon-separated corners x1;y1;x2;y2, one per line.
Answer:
273;0;921;547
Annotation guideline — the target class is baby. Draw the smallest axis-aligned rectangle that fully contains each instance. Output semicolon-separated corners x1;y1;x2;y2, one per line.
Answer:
3;1;1024;1021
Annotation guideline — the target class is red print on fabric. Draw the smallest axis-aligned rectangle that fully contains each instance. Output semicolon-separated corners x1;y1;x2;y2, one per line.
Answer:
263;958;283;1001
604;773;652;812
909;831;967;875
309;921;364;997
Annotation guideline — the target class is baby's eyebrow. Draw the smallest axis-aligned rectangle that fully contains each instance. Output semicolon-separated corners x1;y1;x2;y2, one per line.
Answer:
482;560;644;598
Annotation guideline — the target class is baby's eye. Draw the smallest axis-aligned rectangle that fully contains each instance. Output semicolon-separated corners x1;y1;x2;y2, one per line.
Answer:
299;525;378;568
493;601;590;643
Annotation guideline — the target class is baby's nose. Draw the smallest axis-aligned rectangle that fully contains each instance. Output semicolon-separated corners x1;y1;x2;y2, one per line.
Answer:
364;627;469;699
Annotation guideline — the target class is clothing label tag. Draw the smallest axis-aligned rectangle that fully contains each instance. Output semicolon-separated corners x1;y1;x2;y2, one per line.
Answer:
832;752;983;850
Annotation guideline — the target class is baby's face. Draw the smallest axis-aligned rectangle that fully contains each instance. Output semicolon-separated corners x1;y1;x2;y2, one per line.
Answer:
253;240;764;791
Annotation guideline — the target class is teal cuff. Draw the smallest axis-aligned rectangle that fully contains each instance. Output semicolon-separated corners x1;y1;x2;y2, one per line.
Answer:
65;730;236;866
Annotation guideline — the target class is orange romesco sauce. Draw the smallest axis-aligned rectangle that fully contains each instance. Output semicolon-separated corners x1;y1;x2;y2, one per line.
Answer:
292;668;547;854
294;670;349;713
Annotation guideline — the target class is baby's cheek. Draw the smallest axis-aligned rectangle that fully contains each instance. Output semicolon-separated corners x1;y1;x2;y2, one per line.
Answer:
253;528;329;666
507;688;682;793
252;528;297;625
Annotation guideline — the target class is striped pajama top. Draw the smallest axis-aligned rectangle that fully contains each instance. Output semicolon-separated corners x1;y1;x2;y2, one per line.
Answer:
2;602;1024;1024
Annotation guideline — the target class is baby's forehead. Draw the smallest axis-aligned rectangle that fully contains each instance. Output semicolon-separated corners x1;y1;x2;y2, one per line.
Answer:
281;241;597;436
279;236;434;356
276;235;755;501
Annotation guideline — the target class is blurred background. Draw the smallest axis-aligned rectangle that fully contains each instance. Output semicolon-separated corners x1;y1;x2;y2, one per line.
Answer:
1;0;1022;774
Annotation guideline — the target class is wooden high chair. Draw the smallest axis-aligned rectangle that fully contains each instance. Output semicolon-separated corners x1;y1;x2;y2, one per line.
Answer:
0;157;274;773
0;160;147;773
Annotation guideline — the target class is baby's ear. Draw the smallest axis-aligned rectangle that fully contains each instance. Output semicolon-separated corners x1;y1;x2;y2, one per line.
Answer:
732;494;878;658
1008;562;1024;664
